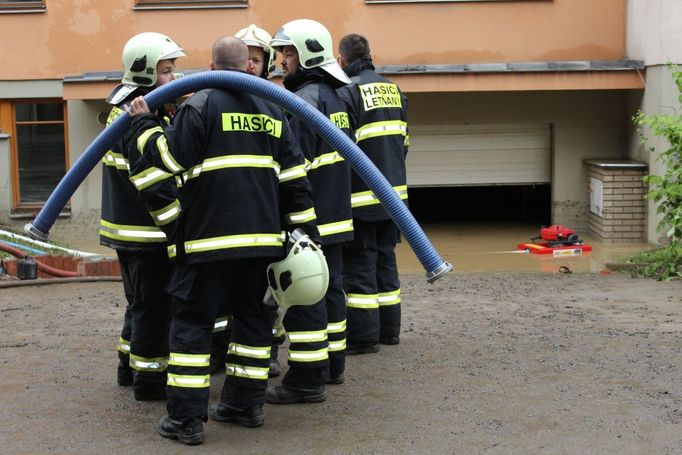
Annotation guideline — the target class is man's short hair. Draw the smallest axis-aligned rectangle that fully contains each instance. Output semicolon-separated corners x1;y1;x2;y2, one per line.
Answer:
212;36;249;70
338;34;370;64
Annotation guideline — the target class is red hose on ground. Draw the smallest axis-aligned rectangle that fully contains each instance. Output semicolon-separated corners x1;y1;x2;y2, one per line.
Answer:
0;241;79;278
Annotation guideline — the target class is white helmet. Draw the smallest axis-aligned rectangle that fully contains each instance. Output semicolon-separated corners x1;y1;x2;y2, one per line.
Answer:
270;19;350;84
267;235;329;309
234;24;276;78
122;32;186;87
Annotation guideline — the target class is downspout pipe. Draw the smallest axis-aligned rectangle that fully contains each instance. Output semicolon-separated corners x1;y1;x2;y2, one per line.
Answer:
25;71;452;282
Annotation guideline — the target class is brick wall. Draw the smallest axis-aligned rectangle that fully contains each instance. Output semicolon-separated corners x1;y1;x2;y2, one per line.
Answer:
585;161;647;242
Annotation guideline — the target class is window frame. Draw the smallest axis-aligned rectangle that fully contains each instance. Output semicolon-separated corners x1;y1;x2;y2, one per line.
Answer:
133;0;247;10
8;99;70;214
365;0;547;3
0;0;46;14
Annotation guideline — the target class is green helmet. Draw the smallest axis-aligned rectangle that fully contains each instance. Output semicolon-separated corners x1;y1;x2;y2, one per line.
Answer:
270;19;350;84
121;32;186;87
267;234;329;309
234;24;276;78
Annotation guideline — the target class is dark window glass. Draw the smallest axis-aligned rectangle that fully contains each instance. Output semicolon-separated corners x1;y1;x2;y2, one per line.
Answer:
15;103;63;122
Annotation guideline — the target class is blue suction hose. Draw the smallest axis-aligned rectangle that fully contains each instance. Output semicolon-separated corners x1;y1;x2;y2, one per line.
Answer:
25;71;452;282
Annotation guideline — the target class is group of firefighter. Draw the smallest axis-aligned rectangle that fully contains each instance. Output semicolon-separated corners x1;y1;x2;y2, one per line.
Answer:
100;18;409;445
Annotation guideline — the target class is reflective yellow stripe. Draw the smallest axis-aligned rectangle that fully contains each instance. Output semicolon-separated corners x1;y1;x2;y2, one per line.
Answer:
328;339;346;352
307;151;345;171
130;166;174;191
227;343;270;360
288;330;328;343
213;317;228;333
279;163;307;182
327;320;346;334
378;289;401;306
137;126;164;154
404;134;410;147
168;232;285;258
102;151;130;171
351;185;408;208
157;135;185;173
117;337;130;354
286;207;317;225
288;348;328;363
355;120;408;142
347;293;379;309
183;155;279;183
226;363;269;380
273;324;286;338
150;199;181;226
129;354;168;372
318;219;353;237
169;353;210;367
106;106;124;126
167;373;210;388
100;220;166;243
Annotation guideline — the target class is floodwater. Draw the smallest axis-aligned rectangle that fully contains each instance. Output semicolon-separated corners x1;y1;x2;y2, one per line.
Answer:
396;222;653;274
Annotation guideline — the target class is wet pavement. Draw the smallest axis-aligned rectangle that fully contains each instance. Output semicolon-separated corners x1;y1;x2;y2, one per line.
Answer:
396;222;653;274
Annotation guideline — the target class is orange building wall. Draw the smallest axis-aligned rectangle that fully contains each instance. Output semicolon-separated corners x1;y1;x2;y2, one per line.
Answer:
0;0;626;81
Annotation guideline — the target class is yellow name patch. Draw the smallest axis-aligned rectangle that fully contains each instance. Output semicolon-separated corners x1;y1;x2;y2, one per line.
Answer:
222;113;283;138
330;112;350;129
359;82;402;111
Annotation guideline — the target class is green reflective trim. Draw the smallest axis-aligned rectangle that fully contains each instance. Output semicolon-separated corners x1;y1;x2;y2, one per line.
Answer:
150;199;181;226
226;363;269;380
286;207;317;225
167;373;210;389
227;343;270;359
378;289;402;306
117;337;130;354
318;219;353;237
106;107;124;126
102;151;130;171
169;232;285;258
169;352;210;367
355;120;407;142
100;220;166;243
347;293;379;309
272;324;286;338
137;126;164;154
328;339;346;352
279;163;307;183
288;348;328;363
222;113;283;138
288;330;328;343
351;185;408;208
307;151;345;171
404;134;410;147
183;155;279;183
129;354;169;372
157;135;185;173
213;317;229;333
327;319;347;334
130;166;174;191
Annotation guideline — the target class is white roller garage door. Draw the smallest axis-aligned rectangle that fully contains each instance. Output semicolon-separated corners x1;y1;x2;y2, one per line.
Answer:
406;124;551;187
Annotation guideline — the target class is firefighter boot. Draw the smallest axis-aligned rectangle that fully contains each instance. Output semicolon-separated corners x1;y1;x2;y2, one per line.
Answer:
117;360;133;386
269;344;281;378
265;385;326;404
345;343;380;355
209;403;264;428
158;415;204;446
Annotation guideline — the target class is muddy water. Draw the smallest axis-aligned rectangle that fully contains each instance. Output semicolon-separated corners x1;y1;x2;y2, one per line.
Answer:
396;222;653;274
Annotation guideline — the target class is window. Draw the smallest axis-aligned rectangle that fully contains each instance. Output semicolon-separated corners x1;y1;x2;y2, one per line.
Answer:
0;0;45;13
9;100;69;211
134;0;247;10
366;0;545;3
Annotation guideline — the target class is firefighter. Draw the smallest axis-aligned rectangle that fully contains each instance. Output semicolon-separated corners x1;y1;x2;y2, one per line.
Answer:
235;24;276;78
265;19;353;404
101;32;185;401
336;34;409;354
126;37;319;445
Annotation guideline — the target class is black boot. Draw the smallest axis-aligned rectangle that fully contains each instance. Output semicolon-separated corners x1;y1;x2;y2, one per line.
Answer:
265;385;326;404
346;343;380;355
158;415;204;446
209;403;264;428
117;361;133;387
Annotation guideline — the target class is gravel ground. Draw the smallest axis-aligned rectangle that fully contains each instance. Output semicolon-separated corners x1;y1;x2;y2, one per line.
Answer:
1;272;681;454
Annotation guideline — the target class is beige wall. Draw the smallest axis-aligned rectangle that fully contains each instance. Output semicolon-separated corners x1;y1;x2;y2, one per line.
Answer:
1;0;626;80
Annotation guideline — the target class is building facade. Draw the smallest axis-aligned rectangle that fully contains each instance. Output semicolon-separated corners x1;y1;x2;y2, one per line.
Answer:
0;0;675;245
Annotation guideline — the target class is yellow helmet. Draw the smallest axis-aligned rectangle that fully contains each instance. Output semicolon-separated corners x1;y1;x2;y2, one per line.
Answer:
122;32;186;87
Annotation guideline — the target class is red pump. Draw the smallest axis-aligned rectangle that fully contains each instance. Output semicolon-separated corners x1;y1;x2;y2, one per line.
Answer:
518;225;592;256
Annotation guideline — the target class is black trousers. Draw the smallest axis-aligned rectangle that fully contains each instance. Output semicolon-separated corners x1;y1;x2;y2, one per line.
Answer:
282;243;346;389
116;249;172;391
165;258;273;422
343;219;401;345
